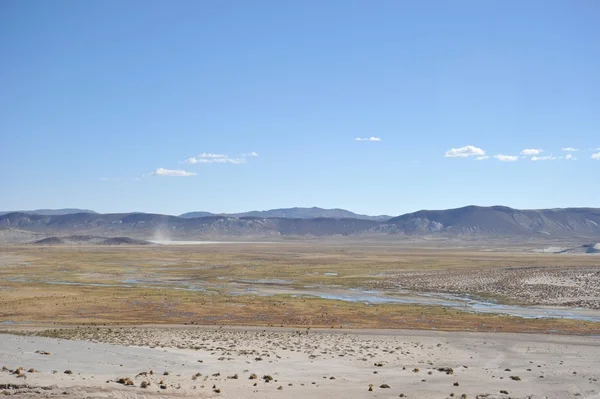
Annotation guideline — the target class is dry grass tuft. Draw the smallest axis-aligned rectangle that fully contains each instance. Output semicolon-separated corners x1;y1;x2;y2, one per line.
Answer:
116;377;134;386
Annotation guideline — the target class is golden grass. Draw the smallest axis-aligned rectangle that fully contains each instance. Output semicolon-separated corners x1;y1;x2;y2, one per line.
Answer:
1;282;598;334
0;242;599;334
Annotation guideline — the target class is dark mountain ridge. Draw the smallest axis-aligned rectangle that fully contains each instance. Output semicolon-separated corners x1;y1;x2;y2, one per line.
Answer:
1;206;599;239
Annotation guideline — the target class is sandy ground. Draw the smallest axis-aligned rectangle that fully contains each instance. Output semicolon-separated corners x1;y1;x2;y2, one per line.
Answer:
1;327;599;398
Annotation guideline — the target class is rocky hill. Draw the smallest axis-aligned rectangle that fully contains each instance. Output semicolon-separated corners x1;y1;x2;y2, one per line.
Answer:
386;206;600;237
30;235;151;246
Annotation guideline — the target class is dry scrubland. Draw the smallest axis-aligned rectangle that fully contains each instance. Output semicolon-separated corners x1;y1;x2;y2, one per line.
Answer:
1;327;599;398
0;241;599;333
380;266;600;309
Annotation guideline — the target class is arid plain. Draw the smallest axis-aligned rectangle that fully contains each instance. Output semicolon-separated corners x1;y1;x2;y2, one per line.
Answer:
1;240;599;398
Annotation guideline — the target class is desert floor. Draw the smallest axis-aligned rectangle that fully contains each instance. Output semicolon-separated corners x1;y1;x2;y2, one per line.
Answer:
1;240;599;397
1;326;600;399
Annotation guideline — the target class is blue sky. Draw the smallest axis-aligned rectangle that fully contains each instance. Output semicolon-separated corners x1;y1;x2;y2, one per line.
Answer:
1;0;599;216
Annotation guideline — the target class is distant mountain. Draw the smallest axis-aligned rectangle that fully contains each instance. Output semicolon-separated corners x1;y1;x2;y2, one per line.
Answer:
0;208;96;216
179;211;216;218
0;211;377;238
180;207;392;221
1;206;599;240
386;206;600;237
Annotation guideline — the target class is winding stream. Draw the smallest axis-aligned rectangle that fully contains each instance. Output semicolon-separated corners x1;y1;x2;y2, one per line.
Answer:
7;277;600;323
230;284;600;323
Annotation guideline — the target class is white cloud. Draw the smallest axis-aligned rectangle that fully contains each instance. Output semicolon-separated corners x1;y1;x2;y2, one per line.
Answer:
520;149;542;156
184;157;245;164
151;168;196;177
565;154;576;161
183;152;247;164
444;145;485;158
242;152;259;157
561;147;578;152
592;152;600;160
198;153;228;158
493;154;518;162
475;155;489;161
531;155;556;161
355;137;381;142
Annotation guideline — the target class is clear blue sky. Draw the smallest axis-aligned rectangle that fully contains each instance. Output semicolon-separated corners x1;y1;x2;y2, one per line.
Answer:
1;0;599;216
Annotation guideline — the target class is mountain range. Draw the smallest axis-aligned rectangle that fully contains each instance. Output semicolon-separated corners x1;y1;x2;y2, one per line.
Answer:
0;207;388;220
0;208;97;216
179;207;391;221
1;205;599;240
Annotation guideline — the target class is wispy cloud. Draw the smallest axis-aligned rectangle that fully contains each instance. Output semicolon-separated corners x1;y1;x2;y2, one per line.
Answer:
183;153;241;164
199;153;228;158
182;152;258;165
151;168;196;177
355;137;381;142
493;154;518;162
444;145;485;158
444;145;586;162
531;155;556;161
520;148;542;156
184;157;245;164
592;152;600;160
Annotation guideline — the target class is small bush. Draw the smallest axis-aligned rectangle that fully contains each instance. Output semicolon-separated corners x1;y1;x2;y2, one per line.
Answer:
116;377;134;386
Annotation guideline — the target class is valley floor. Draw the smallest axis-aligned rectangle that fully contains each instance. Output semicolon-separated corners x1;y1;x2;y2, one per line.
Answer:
1;241;600;397
1;242;600;333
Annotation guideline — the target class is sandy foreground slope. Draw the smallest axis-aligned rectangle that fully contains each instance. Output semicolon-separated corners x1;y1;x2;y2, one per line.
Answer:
0;327;599;399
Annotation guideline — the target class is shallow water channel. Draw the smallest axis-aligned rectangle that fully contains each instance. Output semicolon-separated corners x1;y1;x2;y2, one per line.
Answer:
11;275;600;323
231;283;600;323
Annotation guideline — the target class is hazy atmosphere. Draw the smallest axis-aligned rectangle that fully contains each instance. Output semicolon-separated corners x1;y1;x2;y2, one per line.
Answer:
1;1;599;215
